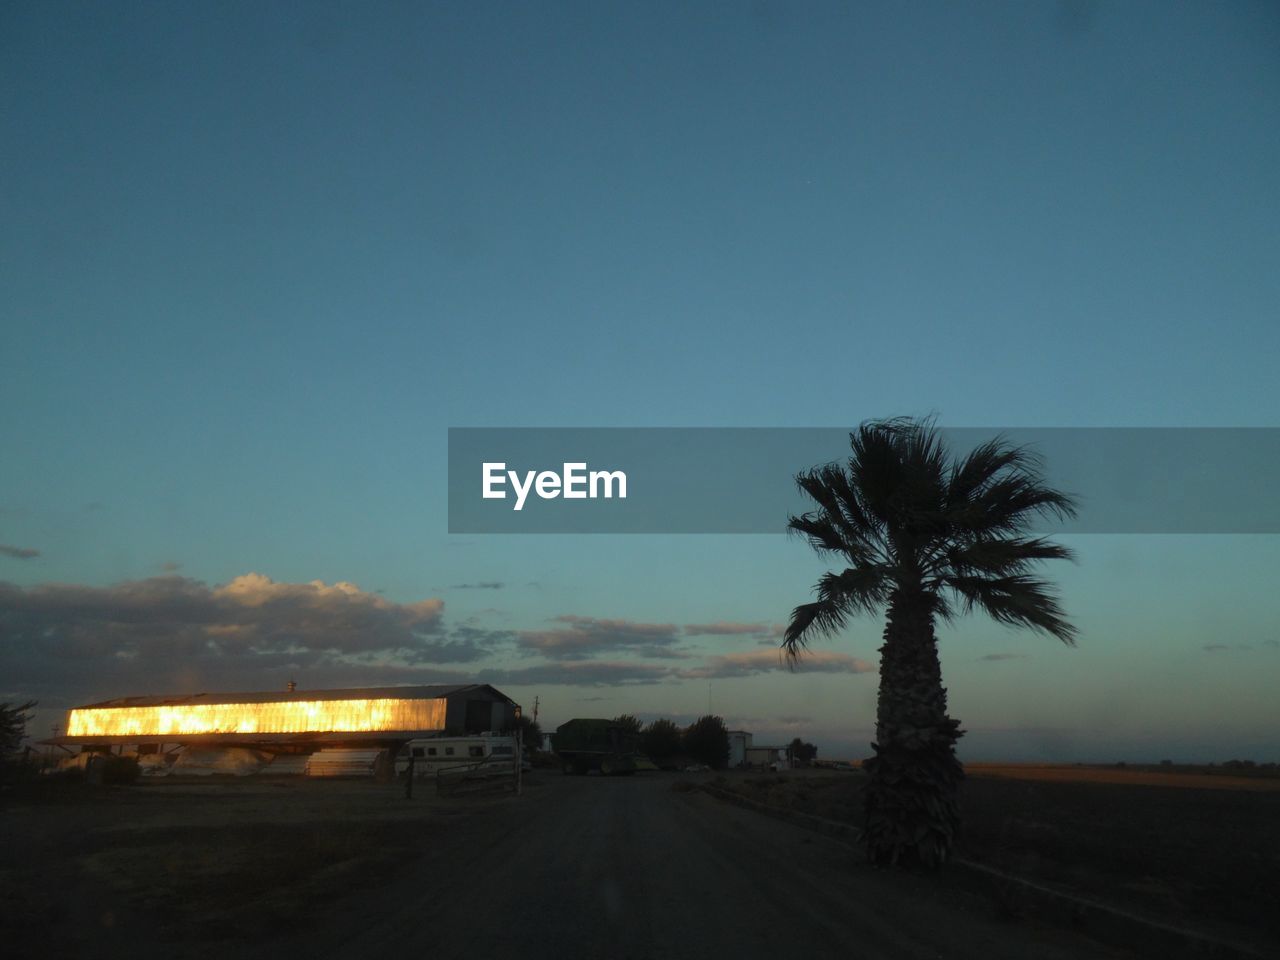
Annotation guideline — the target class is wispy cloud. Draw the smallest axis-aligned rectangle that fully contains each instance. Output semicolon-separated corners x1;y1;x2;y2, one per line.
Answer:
490;660;674;687
1203;642;1252;653
978;653;1025;662
0;544;39;560
679;649;874;680
683;621;780;638
452;581;505;590
519;615;685;659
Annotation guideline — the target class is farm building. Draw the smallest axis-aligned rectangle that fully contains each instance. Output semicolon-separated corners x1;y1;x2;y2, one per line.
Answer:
45;683;519;755
744;744;788;770
728;730;753;767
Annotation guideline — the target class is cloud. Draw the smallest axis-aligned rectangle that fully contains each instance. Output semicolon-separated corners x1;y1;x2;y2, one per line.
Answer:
0;544;39;560
451;581;505;590
979;653;1026;662
1203;643;1252;653
0;573;465;702
683;621;779;637
159;561;182;572
518;616;684;659
679;649;874;680
489;660;675;687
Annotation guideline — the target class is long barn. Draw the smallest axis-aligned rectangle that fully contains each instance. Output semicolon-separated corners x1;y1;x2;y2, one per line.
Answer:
46;683;519;753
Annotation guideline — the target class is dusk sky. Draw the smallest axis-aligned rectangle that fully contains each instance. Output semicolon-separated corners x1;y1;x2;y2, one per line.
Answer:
3;2;1278;761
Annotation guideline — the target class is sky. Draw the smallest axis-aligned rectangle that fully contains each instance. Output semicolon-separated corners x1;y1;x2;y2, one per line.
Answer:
2;1;1278;761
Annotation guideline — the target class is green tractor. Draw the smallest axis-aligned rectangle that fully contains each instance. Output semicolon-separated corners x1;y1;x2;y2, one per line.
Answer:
551;718;655;776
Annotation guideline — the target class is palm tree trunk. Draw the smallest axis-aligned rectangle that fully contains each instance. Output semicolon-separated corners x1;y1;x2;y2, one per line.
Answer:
863;587;964;866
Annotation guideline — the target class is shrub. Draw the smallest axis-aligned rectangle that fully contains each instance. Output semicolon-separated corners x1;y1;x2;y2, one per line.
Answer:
612;714;643;735
683;715;730;770
642;718;682;762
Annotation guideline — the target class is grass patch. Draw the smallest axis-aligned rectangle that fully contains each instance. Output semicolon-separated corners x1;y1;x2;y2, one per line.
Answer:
710;771;1280;948
78;819;417;942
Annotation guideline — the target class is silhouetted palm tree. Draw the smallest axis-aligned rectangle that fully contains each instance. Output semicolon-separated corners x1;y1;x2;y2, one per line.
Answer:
783;418;1076;866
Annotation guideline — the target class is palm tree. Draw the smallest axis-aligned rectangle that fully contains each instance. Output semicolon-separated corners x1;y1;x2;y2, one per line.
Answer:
783;418;1076;867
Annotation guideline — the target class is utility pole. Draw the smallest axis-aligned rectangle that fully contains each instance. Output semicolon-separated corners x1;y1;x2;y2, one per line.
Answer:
532;696;539;723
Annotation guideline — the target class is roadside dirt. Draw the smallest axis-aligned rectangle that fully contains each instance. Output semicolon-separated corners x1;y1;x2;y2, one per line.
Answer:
2;772;1135;959
716;767;1280;954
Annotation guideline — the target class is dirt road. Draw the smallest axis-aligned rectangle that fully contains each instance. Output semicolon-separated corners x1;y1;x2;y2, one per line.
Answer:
278;773;1127;960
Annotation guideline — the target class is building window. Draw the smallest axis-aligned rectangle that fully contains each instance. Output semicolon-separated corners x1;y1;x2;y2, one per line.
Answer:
411;747;425;758
469;746;484;758
445;747;455;756
427;747;437;756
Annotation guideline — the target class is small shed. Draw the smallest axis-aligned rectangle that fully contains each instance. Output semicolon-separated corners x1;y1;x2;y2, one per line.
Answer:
744;745;787;769
728;730;753;767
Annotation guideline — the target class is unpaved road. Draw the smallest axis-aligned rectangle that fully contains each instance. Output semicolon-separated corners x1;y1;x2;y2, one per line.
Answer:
275;773;1128;960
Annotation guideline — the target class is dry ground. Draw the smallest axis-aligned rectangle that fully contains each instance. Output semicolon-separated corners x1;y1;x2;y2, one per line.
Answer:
720;763;1280;954
1;777;446;955
1;771;1135;960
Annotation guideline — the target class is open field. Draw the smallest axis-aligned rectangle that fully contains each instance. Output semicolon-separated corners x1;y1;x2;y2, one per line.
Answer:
965;761;1280;791
2;772;1134;960
720;765;1280;954
0;777;448;955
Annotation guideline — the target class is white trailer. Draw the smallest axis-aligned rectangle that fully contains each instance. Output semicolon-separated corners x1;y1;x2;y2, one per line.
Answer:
394;734;519;779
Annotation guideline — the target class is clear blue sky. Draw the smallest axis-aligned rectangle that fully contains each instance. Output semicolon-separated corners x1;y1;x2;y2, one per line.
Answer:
2;1;1278;760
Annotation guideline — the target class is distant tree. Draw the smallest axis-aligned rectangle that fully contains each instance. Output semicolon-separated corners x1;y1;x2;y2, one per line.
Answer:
612;714;643;735
0;700;35;757
0;700;36;784
642;718;682;761
684;715;730;769
787;738;818;765
512;715;543;753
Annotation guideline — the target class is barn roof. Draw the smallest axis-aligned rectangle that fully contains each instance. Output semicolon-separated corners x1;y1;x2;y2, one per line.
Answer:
70;683;513;710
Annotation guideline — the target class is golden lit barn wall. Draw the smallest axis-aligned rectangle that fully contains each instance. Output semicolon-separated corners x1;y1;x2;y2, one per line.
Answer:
65;698;447;738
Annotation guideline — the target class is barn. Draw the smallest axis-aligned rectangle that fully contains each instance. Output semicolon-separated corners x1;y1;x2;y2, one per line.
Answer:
47;683;519;755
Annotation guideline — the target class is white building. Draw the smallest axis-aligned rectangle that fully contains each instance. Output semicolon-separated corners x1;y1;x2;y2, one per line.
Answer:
728;730;753;768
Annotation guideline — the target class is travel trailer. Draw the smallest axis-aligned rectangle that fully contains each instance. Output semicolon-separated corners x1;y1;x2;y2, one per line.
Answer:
394;733;519;779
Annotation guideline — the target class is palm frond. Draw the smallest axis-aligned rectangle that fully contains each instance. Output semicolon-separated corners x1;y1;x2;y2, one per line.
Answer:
788;417;1078;650
782;565;891;658
946;437;1077;536
947;437;1026;504
939;536;1075;578
848;423;912;524
783;600;848;656
786;509;852;557
790;464;883;562
945;574;1077;645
